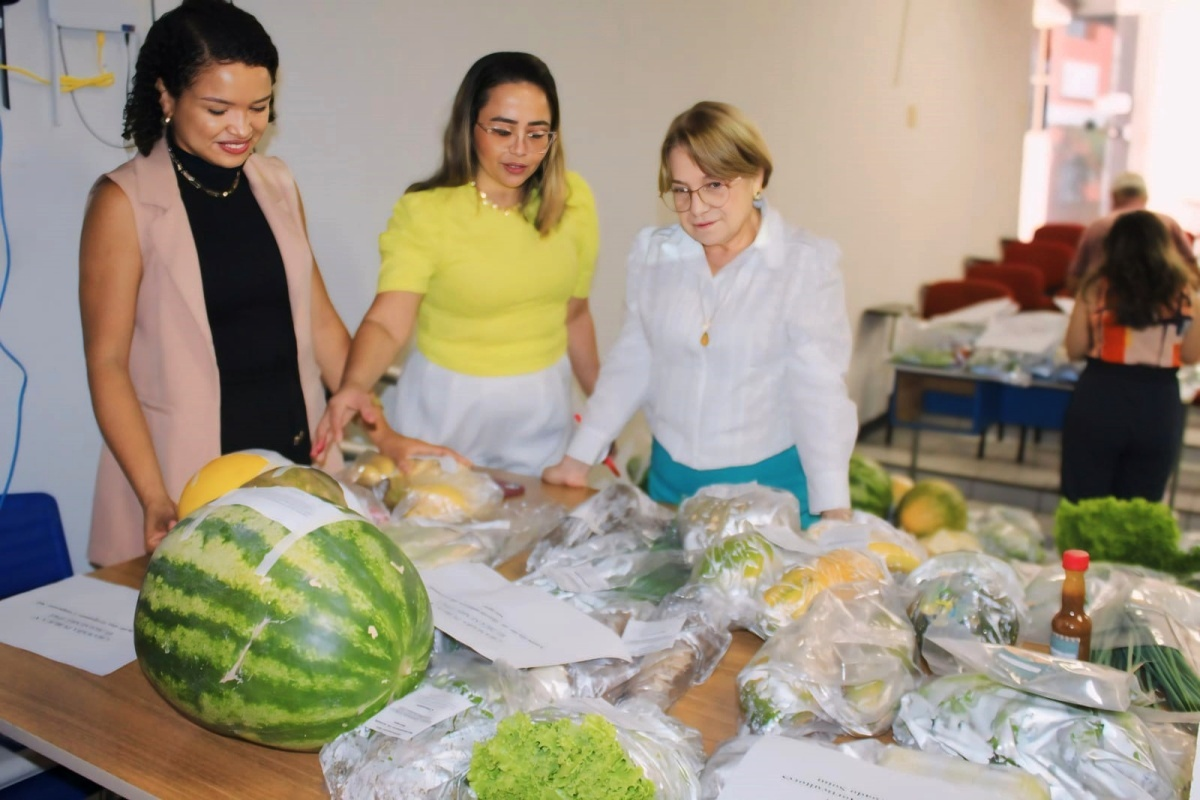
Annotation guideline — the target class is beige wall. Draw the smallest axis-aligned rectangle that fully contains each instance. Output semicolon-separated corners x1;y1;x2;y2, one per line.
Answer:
0;0;1032;569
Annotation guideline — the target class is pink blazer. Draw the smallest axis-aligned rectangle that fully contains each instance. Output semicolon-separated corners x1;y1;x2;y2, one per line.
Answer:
88;139;341;566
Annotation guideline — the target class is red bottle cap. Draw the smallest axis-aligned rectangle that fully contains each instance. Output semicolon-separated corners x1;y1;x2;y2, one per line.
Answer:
1062;549;1090;572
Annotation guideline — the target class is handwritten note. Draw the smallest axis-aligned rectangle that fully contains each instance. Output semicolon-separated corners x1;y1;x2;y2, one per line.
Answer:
366;686;475;739
422;563;631;668
0;575;138;676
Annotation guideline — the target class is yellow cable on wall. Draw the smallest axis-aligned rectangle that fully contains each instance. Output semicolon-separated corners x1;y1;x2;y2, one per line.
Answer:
0;32;114;92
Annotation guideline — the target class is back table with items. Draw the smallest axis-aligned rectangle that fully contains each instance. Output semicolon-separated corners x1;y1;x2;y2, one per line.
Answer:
0;472;759;800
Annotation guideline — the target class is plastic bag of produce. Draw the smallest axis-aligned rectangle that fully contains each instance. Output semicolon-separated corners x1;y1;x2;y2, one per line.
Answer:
924;636;1137;711
968;505;1047;563
389;457;504;523
675;483;800;553
1022;562;1147;647
906;552;1029;675
1090;574;1200;713
805;512;928;575
321;651;556;799
738;582;919;738
467;698;704;800
527;483;673;571
753;548;891;638
893;673;1183;799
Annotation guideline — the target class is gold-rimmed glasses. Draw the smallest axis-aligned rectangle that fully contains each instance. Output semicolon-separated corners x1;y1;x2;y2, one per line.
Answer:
476;123;557;154
661;176;742;212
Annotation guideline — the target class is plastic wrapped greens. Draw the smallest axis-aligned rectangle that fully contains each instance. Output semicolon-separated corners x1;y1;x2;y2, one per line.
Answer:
320;652;556;800
467;698;705;800
674;483;800;553
893;673;1183;799
737;583;919;738
968;505;1047;563
687;531;784;629
906;552;1029;675
527;484;673;572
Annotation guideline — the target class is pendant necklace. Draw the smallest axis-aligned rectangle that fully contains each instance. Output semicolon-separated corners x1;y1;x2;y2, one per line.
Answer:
168;142;241;199
699;276;726;347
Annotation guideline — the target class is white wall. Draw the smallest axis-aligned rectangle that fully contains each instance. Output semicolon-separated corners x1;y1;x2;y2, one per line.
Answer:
0;0;1031;571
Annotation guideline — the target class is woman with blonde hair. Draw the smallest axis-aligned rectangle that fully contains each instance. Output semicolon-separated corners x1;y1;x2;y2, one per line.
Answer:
544;101;855;525
1061;209;1200;501
314;52;600;475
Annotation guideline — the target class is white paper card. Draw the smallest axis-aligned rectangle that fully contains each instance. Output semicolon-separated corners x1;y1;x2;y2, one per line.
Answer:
365;686;475;740
422;563;632;668
622;616;686;657
974;311;1069;356
816;523;871;552
717;736;999;800
0;575;138;676
542;564;610;594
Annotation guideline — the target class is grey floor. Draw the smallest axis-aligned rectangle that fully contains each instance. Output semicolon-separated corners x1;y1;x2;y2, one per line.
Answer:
856;407;1200;533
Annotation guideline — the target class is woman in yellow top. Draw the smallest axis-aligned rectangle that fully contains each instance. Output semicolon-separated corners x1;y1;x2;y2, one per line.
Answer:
314;52;600;475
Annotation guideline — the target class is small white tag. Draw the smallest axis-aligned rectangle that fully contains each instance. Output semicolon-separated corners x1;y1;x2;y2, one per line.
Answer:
756;523;820;555
365;686;475;740
817;524;871;553
621;616;686;657
543;564;610;594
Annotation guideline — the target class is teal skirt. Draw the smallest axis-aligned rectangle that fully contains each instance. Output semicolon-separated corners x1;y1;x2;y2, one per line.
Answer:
647;440;817;527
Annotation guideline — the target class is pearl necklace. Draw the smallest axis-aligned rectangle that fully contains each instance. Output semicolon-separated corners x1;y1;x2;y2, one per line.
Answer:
168;143;241;199
469;181;518;216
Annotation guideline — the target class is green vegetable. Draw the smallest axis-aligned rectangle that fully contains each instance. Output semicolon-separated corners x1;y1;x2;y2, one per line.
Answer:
849;453;893;519
468;713;654;800
1092;644;1200;712
1054;498;1200;575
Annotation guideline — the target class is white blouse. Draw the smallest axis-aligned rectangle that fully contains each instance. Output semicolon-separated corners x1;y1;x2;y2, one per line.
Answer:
565;205;857;512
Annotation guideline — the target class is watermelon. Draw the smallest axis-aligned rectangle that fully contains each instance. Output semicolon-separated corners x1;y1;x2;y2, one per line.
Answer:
849;453;892;519
894;479;968;537
134;486;433;751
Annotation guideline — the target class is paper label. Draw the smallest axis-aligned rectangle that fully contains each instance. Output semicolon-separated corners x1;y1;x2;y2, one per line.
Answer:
816;524;871;552
422;563;631;668
1049;632;1082;660
0;576;138;676
365;686;475;739
717;736;1001;800
621;616;686;657
756;523;820;555
542;564;610;594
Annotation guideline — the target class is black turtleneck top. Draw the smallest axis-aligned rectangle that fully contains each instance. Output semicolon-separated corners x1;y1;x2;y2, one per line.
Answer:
168;133;312;464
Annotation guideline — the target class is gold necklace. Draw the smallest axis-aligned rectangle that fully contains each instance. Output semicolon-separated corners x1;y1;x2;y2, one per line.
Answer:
168;143;241;199
469;181;517;216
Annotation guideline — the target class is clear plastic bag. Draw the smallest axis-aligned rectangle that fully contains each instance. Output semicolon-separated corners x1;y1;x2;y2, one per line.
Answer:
906;552;1030;675
674;483;801;553
527;483;673;572
738;582;919;738
893;673;1184;800
390;458;504;523
804;512;928;575
467;698;705;800
968;505;1048;563
320;652;556;800
752;548;891;639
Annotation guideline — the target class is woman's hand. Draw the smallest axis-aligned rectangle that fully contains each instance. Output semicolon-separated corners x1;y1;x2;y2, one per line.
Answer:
143;495;178;554
542;456;591;488
819;507;853;522
374;428;471;473
311;385;380;464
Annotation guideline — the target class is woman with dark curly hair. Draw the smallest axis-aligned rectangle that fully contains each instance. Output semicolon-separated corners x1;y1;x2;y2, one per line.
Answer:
80;0;453;565
1061;209;1200;502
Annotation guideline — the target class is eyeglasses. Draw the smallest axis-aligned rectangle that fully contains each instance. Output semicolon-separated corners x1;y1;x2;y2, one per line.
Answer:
661;176;741;212
476;123;558;154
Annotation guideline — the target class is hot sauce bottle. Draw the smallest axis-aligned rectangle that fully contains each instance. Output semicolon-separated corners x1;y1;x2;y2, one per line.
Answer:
1050;549;1091;661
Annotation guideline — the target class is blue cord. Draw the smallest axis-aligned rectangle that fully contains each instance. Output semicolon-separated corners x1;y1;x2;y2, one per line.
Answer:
0;111;29;517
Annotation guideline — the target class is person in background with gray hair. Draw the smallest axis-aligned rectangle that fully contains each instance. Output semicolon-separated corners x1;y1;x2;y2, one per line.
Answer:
1066;171;1198;294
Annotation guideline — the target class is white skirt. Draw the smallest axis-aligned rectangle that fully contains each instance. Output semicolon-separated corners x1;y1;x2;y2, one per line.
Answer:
391;350;573;476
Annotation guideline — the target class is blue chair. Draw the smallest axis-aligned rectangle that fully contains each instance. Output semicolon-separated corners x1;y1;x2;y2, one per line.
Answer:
0;493;99;799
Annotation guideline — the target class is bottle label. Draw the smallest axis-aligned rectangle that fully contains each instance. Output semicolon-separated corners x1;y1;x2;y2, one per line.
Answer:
1049;632;1081;660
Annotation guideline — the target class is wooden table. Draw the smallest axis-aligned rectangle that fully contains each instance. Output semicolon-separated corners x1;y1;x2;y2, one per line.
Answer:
0;474;758;799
